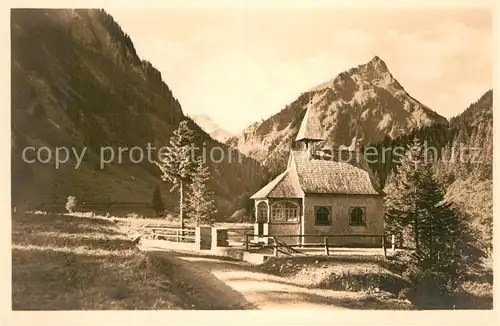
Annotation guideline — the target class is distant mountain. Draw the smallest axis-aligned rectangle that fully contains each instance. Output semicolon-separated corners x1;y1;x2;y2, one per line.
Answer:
228;56;448;174
191;114;233;142
11;9;268;217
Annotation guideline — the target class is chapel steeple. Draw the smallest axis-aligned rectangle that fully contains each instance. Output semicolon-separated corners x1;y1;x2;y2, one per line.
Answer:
295;100;325;152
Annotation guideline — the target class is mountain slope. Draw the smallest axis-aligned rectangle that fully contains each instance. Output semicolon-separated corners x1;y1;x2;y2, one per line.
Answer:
229;56;448;171
368;89;492;251
443;90;493;251
363;90;492;189
191;114;233;142
449;89;493;158
11;9;267;216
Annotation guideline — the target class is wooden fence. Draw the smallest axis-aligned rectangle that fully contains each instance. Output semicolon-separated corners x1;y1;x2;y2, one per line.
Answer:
150;227;196;243
148;226;254;245
244;233;397;257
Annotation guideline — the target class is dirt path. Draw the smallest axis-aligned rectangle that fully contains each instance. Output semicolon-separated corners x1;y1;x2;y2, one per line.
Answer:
148;250;379;310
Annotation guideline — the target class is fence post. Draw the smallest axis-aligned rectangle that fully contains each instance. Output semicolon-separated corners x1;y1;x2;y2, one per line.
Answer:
382;235;387;257
324;236;329;256
273;236;278;256
391;234;395;252
245;233;249;251
176;229;179;242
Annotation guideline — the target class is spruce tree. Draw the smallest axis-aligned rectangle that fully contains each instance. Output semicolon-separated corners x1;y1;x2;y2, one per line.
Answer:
156;120;197;228
385;138;465;298
151;186;165;216
187;159;217;227
384;138;426;249
404;166;465;298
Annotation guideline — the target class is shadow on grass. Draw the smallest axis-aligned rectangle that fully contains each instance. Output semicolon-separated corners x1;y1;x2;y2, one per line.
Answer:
406;290;493;310
12;247;197;310
13;248;107;310
13;213;122;236
12;233;136;251
12;212;201;310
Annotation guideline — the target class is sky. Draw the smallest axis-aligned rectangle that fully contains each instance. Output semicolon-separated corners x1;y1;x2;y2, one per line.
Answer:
107;6;492;134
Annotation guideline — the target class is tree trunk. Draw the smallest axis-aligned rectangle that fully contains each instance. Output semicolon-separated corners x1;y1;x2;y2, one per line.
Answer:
179;180;184;228
414;212;419;251
414;188;419;251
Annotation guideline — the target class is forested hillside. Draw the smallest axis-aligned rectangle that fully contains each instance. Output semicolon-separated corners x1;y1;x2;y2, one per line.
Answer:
11;9;268;217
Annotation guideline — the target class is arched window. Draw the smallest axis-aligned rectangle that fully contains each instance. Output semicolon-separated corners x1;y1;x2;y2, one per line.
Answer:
256;202;268;222
271;201;299;222
315;206;331;225
350;207;365;225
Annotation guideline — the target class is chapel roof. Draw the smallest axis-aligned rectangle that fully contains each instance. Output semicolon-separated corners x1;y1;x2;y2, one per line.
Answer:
250;148;382;199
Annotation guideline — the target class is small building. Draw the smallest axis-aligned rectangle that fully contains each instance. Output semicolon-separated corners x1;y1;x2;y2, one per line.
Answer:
250;102;384;247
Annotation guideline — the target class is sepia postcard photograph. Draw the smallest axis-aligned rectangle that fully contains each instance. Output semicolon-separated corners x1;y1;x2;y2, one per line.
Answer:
4;0;498;324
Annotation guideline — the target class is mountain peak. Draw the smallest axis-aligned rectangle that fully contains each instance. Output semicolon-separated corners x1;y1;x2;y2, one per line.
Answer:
363;55;388;73
369;55;384;63
309;55;392;93
236;53;448;163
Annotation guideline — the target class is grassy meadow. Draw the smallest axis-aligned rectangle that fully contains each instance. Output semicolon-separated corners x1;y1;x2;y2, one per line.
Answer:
11;212;199;310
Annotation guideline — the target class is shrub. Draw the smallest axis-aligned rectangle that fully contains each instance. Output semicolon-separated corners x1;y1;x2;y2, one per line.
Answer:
65;196;77;213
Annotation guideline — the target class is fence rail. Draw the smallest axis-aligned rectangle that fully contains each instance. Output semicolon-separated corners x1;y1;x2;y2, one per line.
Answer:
244;233;397;257
150;227;196;243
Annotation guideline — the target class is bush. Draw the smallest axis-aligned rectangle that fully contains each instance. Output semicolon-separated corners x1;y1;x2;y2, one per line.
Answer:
65;196;77;213
402;263;459;309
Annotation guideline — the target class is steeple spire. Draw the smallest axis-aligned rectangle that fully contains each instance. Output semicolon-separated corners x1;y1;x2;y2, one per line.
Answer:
295;100;325;143
295;100;325;157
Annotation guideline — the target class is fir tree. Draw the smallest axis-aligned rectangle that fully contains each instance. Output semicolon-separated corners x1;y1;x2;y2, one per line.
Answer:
151;186;165;216
384;138;427;249
156;120;197;228
187;159;217;227
404;167;466;299
385;139;466;298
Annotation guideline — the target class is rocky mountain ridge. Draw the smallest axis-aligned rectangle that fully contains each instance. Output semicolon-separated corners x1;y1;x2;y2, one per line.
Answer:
228;56;448;171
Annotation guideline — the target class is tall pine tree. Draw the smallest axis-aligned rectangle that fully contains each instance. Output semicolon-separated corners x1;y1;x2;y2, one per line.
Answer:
187;159;217;227
156;120;197;228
